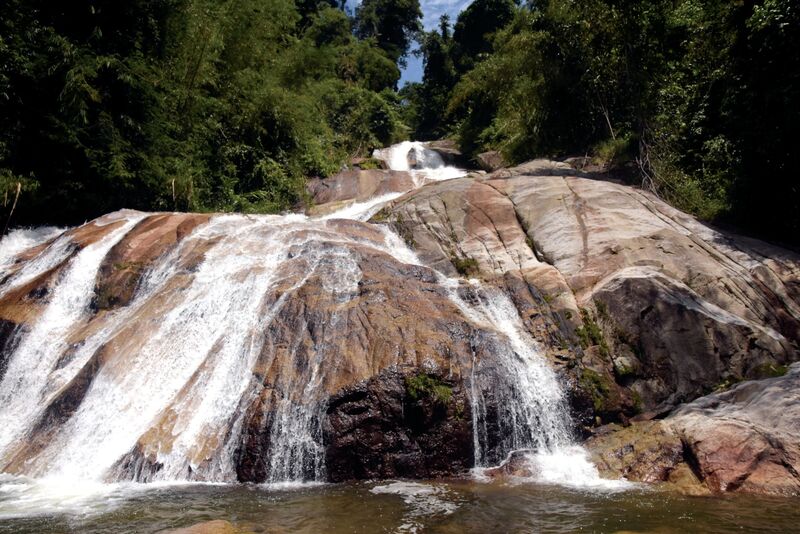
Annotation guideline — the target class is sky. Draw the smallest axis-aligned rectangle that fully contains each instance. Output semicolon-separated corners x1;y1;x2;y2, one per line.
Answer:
345;0;474;86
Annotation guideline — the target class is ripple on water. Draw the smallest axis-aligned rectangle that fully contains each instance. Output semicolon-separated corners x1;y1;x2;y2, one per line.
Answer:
370;481;460;533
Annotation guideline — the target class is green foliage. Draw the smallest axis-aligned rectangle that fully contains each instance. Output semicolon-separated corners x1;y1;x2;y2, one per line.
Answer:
451;0;516;73
405;2;515;141
355;0;423;66
594;300;609;321
407;18;457;139
593;134;637;169
405;373;453;405
579;368;613;413
714;375;743;392
357;158;384;170
752;362;789;379
630;389;644;414
3;0;797;247
408;0;800;245
0;0;406;227
451;255;479;277
575;308;609;358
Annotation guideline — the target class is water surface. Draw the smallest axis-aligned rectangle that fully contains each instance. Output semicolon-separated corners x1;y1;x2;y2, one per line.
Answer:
1;476;797;533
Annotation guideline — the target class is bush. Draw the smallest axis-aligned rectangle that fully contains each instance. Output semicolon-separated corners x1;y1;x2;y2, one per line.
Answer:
451;255;479;277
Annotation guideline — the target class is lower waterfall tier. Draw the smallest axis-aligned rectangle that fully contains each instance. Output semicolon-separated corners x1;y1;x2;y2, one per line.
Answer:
1;147;799;496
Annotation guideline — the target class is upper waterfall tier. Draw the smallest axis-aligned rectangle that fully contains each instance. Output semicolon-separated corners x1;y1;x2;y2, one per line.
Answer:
373;141;467;181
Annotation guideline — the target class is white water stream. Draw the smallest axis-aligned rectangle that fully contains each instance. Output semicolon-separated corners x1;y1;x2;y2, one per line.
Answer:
0;141;623;516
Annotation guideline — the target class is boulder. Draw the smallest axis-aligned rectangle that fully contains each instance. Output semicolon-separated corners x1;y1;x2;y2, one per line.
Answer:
587;363;800;495
306;169;415;217
425;140;471;168
476;151;507;172
324;369;473;481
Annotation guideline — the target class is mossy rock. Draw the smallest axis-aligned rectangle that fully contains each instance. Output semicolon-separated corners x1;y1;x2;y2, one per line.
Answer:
451;255;479;277
575;308;610;358
579;368;614;413
405;373;453;406
752;362;789;379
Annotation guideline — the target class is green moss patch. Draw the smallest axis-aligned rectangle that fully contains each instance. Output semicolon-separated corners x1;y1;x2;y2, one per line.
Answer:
753;362;789;379
405;374;453;406
575;308;610;358
579;368;614;413
451;255;479;277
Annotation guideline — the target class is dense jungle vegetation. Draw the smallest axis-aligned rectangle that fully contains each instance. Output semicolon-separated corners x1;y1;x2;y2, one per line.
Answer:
1;0;798;246
0;0;420;223
406;0;799;245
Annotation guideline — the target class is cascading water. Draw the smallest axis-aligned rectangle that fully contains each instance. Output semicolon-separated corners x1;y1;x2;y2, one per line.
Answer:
0;140;618;500
373;141;466;183
0;213;146;460
377;201;614;487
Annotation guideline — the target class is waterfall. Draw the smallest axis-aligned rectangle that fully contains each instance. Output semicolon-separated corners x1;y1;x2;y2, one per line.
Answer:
375;223;573;464
0;212;146;461
373;144;613;486
373;141;466;183
0;141;614;489
0;226;65;274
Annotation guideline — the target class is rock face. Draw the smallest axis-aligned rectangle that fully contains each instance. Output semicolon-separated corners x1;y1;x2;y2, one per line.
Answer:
372;157;800;493
379;161;800;422
1;154;799;495
476;151;507;172
323;369;473;481
0;209;540;485
425;140;471;168
306;169;416;216
587;363;800;496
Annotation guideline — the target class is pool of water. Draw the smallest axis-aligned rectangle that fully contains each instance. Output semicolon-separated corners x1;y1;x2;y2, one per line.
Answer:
1;475;798;533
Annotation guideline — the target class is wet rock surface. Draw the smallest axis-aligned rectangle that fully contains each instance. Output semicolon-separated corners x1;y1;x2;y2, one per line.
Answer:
1;211;533;484
94;213;210;310
324;369;472;482
2;154;800;494
425;140;470;168
306;169;416;217
483;449;540;479
0;318;19;382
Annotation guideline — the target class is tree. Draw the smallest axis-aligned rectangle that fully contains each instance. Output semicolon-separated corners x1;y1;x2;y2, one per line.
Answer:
411;15;457;139
0;0;404;226
451;0;516;73
355;0;422;66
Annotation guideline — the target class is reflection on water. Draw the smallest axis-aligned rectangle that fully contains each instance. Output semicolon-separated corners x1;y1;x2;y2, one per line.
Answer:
1;475;798;534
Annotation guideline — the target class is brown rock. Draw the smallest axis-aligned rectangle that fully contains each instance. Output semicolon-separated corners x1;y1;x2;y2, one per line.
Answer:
158;520;241;534
383;159;800;420
95;213;210;310
306;169;415;216
587;421;688;484
587;364;800;495
476;151;507;172
323;369;473;481
484;449;540;479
